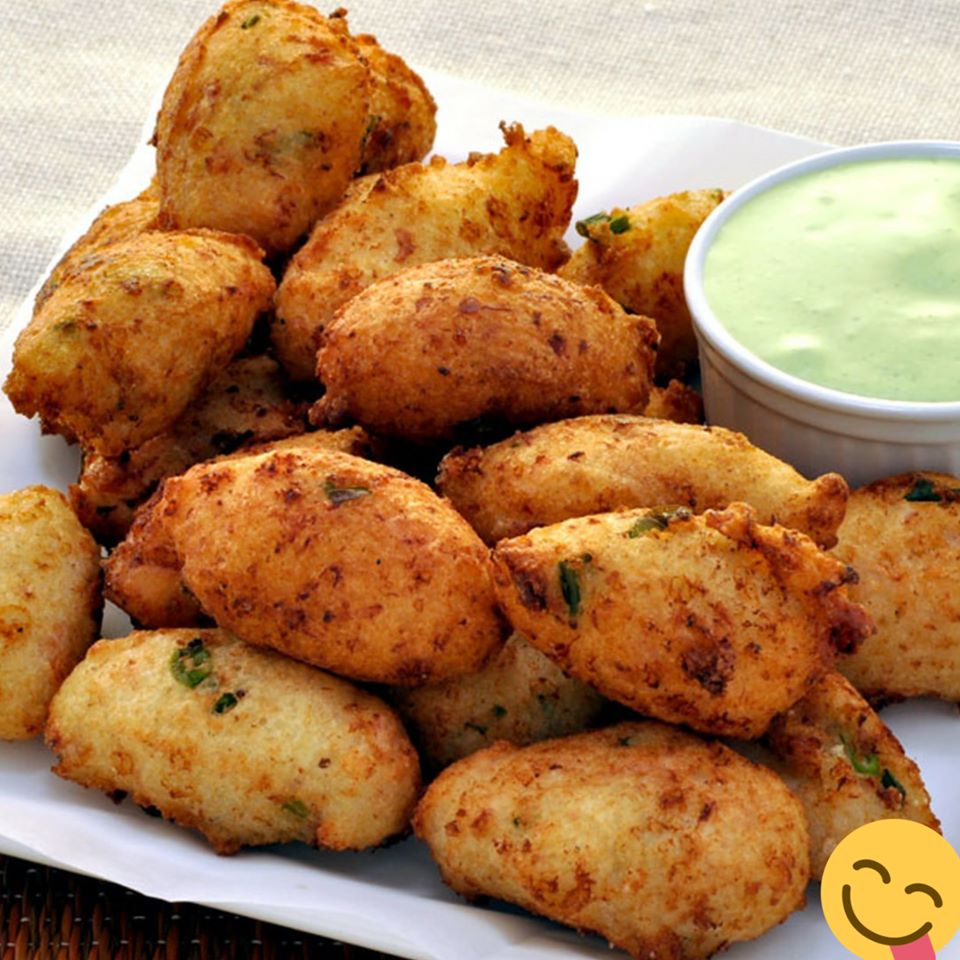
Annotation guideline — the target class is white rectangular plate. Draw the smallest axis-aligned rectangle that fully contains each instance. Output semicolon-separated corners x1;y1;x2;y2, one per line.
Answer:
1;67;957;960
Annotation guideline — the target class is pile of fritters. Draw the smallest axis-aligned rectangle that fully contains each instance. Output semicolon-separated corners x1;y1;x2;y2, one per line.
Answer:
1;3;954;959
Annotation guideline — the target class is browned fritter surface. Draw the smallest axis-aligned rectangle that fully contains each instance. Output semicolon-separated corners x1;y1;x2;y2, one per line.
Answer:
272;122;578;379
832;471;960;701
0;486;102;740
765;672;939;879
390;631;606;771
5;230;275;457
642;379;704;424
46;629;421;854
155;0;370;254
559;188;726;379
438;415;848;546
492;502;873;738
312;256;658;443
414;722;809;960
71;355;313;544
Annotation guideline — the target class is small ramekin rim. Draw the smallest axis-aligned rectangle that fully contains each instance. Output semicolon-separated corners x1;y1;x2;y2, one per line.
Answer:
684;138;960;423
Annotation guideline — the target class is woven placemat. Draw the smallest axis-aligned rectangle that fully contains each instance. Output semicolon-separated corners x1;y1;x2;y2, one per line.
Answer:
0;854;393;960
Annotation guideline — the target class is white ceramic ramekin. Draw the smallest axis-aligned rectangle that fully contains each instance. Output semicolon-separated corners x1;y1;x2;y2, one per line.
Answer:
684;140;960;489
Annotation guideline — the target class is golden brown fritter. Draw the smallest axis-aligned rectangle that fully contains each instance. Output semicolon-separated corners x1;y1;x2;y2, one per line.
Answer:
71;355;314;544
5;230;274;458
558;189;726;379
46;629;420;854
438;415;848;546
642;379;703;424
390;632;606;771
493;502;873;739
765;672;939;879
0;486;101;740
155;0;370;255
154;445;503;684
353;32;437;174
414;722;809;960
103;430;374;628
833;472;960;701
35;182;160;309
273;122;578;379
312;257;658;443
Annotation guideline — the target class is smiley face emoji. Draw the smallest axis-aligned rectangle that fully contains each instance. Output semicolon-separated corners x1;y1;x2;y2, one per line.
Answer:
821;820;960;960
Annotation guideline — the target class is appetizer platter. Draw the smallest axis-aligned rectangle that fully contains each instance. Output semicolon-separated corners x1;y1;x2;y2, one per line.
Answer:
1;4;958;959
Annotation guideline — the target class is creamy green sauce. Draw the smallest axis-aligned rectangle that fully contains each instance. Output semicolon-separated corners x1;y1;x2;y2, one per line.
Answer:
704;156;960;402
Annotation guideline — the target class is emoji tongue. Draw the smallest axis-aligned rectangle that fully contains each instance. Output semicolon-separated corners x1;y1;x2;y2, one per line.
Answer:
890;933;935;960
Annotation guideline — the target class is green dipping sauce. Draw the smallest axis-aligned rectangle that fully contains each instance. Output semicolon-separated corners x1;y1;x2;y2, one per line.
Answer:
704;155;960;402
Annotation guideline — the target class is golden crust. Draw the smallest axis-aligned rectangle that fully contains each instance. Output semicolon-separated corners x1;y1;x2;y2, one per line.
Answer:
438;415;848;546
765;672;939;879
155;0;370;254
35;182;160;309
46;629;420;853
156;445;503;684
0;486;101;740
559;189;726;379
642;379;703;424
390;632;606;771
492;502;873;739
354;33;437;174
273;122;579;379
414;722;809;960
103;430;373;628
70;355;314;544
312;257;658;442
4;230;275;457
833;471;960;700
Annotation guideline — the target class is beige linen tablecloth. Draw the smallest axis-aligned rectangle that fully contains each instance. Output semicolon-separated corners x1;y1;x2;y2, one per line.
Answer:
2;0;958;335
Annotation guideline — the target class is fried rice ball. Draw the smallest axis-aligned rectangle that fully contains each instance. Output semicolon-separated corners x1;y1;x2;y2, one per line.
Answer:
5;230;274;458
103;430;372;629
312;257;658;443
46;629;420;854
0;486;101;740
831;472;960;701
438;415;848;546
390;632;606;771
764;672;938;879
353;32;437;174
155;0;370;255
273;122;578;379
493;502;873;739
414;722;809;960
558;189;726;379
71;355;313;544
35;181;160;309
151;445;503;684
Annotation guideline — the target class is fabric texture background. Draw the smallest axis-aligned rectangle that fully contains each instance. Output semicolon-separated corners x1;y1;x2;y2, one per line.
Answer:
1;0;958;332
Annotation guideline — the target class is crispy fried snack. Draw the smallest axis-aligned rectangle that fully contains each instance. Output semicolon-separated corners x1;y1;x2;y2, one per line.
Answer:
438;415;848;546
493;503;873;738
312;257;658;443
765;672;938;879
354;32;437;174
390;632;606;771
71;355;314;544
103;430;373;629
0;487;101;740
559;189;726;379
46;629;420;854
155;0;370;254
35;182;160;309
5;230;274;458
150;445;503;683
833;472;960;701
414;722;809;960
273;122;578;379
642;379;703;424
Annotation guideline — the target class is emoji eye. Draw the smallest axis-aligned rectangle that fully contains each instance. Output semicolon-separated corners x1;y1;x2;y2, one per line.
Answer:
905;883;943;908
853;859;891;883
